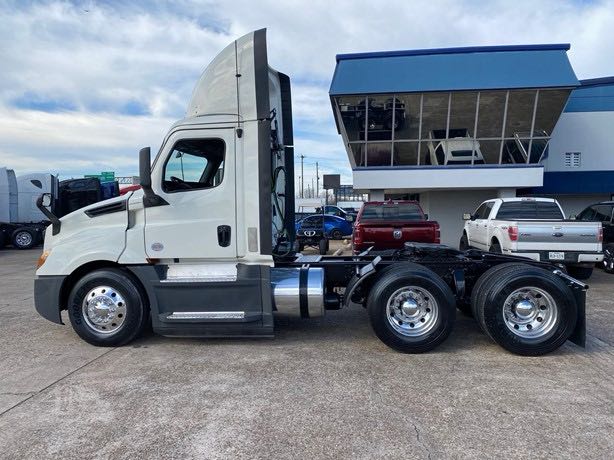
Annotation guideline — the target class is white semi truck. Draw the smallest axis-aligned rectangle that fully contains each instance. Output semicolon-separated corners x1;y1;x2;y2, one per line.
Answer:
0;167;56;249
34;30;588;356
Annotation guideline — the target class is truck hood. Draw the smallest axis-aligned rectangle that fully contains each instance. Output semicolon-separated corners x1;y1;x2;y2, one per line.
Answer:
43;193;131;252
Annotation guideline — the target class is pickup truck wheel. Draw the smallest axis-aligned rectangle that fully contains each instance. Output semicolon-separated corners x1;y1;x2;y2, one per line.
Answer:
565;265;593;280
603;244;614;273
489;241;502;254
68;269;149;347
318;238;328;255
11;228;37;249
474;264;577;356
367;263;456;353
459;234;469;251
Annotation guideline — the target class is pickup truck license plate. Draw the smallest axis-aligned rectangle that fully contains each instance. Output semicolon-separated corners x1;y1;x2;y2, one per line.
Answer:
549;252;565;260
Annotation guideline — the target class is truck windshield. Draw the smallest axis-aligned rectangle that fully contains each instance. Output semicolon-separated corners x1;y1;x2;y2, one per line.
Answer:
361;203;423;221
496;201;563;220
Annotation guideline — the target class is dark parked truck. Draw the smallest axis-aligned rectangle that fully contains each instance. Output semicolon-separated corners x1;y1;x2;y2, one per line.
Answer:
34;29;588;356
353;201;440;253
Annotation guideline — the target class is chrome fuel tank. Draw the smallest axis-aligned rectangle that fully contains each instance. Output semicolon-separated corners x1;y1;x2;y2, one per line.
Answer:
270;267;324;318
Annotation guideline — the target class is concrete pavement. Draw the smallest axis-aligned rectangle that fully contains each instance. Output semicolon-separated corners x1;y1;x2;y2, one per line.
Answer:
0;248;612;459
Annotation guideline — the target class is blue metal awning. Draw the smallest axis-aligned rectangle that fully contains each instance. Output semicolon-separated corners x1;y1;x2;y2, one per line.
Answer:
330;44;579;95
564;76;614;112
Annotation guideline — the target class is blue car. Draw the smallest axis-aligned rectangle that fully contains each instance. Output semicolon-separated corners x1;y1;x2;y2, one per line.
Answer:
295;214;353;240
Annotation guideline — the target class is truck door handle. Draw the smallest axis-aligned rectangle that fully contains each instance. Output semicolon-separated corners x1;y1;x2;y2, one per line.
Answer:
217;225;231;247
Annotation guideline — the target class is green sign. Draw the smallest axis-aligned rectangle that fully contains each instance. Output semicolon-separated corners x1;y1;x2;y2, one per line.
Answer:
84;172;115;183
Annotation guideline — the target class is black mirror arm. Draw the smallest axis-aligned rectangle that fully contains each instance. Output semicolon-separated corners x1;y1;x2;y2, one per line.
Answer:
139;147;168;208
36;194;61;235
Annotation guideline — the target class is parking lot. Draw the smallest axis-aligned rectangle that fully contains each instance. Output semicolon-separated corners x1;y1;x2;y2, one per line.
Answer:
0;247;612;459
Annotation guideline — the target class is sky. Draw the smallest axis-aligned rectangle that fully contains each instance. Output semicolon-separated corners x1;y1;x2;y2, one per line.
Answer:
0;0;613;188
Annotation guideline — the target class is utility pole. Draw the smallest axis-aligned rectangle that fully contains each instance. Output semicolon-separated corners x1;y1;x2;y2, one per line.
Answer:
300;154;305;198
316;162;319;198
311;178;314;198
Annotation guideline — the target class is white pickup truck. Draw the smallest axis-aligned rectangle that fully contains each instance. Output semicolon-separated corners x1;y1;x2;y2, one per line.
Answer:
460;197;603;279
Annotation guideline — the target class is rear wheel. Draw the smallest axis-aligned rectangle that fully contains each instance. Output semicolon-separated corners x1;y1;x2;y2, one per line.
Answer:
603;244;614;273
68;268;149;346
12;228;36;249
472;264;577;355
367;263;456;353
331;229;343;240
565;265;593;280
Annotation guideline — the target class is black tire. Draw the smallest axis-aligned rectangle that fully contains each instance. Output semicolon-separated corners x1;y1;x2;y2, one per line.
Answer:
367;263;456;353
68;268;149;346
297;240;305;252
489;240;502;254
318;238;328;255
603;244;614;273
459;233;469;251
565;265;593;280
331;229;343;240
0;231;6;249
11;227;37;249
473;264;577;356
470;263;529;321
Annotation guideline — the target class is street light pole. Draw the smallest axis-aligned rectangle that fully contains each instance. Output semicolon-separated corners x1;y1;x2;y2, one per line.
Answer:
300;154;305;199
316;162;319;198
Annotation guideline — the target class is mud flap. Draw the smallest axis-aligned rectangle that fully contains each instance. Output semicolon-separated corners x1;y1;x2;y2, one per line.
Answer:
568;288;586;347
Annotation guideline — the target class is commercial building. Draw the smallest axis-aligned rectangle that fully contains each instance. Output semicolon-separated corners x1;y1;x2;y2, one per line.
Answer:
330;44;614;246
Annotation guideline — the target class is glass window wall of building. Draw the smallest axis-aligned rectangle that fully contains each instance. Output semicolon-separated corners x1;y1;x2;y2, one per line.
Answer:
335;88;570;168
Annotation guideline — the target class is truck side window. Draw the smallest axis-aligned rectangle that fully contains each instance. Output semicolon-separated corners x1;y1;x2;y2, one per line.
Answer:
163;138;225;192
592;205;613;223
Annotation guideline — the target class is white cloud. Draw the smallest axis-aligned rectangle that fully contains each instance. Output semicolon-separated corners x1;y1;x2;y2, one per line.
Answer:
0;0;613;181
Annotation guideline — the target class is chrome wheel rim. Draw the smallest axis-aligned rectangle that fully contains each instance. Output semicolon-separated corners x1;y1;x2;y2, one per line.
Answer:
386;286;439;337
82;286;127;334
502;287;559;340
15;231;32;246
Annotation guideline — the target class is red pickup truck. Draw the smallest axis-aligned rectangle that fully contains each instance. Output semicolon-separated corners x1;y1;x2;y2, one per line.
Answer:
352;201;440;253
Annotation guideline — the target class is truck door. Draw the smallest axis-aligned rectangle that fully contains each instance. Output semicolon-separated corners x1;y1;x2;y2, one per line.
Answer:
471;202;493;249
144;128;237;260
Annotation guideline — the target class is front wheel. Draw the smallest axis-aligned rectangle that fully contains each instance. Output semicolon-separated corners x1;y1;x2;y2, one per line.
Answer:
318;238;329;255
68;268;149;346
459;233;469;251
367;263;456;353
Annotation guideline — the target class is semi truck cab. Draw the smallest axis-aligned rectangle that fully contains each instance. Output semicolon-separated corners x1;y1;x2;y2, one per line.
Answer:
34;29;588;356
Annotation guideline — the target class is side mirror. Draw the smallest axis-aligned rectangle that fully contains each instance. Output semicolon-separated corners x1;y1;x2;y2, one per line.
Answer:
139;147;152;190
463;213;472;221
139;147;168;208
424;213;429;220
41;193;52;207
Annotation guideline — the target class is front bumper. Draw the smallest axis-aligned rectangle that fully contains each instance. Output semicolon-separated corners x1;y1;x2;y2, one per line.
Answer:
34;275;67;324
